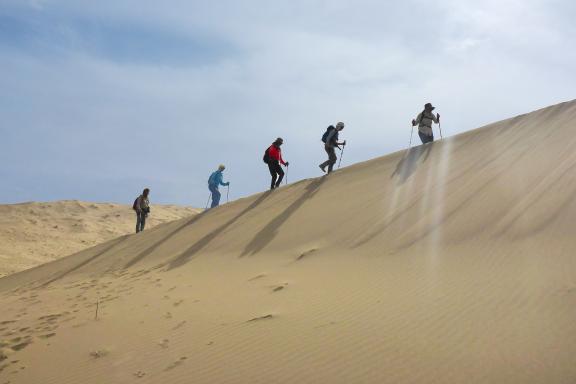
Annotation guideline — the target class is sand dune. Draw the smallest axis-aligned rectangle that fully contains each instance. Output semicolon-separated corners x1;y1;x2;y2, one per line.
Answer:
1;100;576;383
0;201;199;277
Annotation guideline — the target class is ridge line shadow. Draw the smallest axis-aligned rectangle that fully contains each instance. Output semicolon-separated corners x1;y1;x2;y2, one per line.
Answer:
124;212;206;269
167;191;273;270
240;177;326;257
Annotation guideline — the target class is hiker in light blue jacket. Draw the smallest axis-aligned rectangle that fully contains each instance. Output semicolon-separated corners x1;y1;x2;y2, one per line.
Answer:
208;164;230;208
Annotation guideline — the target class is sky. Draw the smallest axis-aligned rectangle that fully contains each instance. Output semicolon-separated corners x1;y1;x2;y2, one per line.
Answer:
1;0;575;207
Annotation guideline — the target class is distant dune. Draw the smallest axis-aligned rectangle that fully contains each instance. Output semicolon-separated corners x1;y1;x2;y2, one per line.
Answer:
0;201;199;277
1;101;576;383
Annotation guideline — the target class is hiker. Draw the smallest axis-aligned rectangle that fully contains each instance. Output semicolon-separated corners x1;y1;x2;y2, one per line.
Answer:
412;103;440;144
263;138;289;190
133;188;150;233
319;122;346;174
208;164;230;208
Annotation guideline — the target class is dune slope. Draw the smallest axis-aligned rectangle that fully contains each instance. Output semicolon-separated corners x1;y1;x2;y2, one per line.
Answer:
1;101;576;383
0;201;199;277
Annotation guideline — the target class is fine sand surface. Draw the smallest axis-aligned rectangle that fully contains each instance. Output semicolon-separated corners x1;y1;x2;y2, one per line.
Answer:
0;201;199;277
1;100;576;383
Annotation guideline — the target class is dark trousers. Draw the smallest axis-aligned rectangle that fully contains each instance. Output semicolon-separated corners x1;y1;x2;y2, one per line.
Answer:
419;131;434;144
268;161;284;189
136;211;147;233
209;185;221;208
320;145;338;173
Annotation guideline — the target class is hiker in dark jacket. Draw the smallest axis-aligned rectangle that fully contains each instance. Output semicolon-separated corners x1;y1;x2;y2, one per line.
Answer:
319;122;346;174
134;188;150;233
208;164;229;208
412;103;440;144
265;138;289;190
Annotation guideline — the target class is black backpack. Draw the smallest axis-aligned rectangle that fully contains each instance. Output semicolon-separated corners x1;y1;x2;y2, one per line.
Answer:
263;147;270;164
321;126;336;143
132;196;139;211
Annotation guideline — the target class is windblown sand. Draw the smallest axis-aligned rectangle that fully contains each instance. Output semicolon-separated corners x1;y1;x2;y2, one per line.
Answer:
0;201;198;277
1;101;575;383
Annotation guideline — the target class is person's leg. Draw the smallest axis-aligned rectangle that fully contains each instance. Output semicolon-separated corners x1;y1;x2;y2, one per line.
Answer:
320;146;331;171
419;131;434;144
211;188;221;208
136;212;141;233
268;163;277;189
275;164;285;187
141;212;147;231
327;147;337;173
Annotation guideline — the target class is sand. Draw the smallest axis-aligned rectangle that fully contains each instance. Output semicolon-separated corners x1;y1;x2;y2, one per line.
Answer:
0;201;199;278
1;100;575;383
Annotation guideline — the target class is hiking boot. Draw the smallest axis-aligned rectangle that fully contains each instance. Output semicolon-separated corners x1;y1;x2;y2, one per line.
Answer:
319;164;326;173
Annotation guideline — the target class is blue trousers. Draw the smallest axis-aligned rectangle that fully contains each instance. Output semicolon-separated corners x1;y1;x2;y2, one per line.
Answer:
209;185;221;208
419;131;434;144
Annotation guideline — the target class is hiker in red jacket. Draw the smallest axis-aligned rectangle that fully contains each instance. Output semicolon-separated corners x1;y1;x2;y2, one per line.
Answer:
264;138;289;190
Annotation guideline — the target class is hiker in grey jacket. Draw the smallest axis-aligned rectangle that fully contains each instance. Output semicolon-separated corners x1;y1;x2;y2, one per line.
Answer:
412;103;440;144
135;188;150;233
319;122;346;174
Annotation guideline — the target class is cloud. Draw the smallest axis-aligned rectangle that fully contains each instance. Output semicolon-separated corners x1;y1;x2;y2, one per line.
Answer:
0;0;575;206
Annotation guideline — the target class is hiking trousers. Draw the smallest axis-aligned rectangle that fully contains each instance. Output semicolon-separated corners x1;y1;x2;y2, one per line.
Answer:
136;211;147;233
320;145;338;173
209;185;221;208
268;161;284;189
419;131;434;144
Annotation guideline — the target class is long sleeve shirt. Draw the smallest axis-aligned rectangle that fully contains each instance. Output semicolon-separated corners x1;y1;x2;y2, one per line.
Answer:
415;111;439;136
136;195;150;211
268;145;286;165
325;130;340;148
208;170;228;188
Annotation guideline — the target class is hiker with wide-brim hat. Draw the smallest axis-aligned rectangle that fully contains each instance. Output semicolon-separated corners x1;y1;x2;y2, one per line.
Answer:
207;164;230;209
412;103;440;144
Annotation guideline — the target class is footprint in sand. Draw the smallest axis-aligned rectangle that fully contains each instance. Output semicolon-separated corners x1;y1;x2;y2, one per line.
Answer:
164;356;187;371
133;370;146;378
172;321;186;330
157;339;169;349
248;274;266;282
247;314;274;322
173;300;184;307
271;283;288;293
296;248;318;261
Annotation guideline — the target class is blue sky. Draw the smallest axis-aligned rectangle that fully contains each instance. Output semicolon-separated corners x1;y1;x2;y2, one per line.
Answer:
1;0;575;207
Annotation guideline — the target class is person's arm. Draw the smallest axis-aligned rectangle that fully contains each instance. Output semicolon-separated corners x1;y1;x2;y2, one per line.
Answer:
278;149;287;166
136;196;142;212
431;113;439;124
412;113;421;126
219;174;229;186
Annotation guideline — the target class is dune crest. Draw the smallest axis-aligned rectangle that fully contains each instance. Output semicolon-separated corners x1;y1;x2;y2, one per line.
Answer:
1;101;576;383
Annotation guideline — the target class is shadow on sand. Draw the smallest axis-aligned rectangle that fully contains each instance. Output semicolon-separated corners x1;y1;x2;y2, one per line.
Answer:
41;235;130;287
391;143;433;184
240;177;326;257
167;191;273;270
123;212;207;269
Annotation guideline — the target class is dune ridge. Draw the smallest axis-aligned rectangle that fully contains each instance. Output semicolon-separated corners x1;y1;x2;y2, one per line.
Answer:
0;200;199;277
1;100;576;383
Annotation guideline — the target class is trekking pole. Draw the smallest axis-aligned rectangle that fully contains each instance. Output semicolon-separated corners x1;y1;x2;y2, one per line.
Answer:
338;144;346;169
226;185;230;203
409;125;414;148
439;121;443;140
285;164;289;185
205;193;211;210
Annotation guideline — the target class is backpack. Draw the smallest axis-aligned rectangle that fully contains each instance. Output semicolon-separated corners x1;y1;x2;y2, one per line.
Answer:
132;196;139;211
263;147;270;164
208;171;216;186
321;126;336;143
